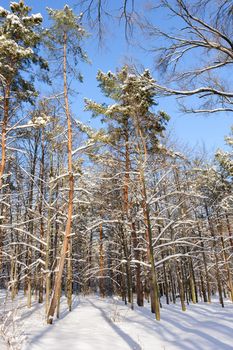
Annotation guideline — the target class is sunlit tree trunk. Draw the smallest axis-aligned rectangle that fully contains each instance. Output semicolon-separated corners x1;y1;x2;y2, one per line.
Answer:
47;31;74;324
0;84;10;273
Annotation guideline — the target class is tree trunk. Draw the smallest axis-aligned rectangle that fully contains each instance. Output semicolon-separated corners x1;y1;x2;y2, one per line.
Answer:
39;130;45;304
47;31;74;324
99;223;105;297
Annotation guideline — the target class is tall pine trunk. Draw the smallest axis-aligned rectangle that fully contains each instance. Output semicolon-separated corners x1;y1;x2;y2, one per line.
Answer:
47;32;74;324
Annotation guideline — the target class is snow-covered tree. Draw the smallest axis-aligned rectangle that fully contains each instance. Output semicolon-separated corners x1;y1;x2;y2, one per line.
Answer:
0;0;46;187
44;5;89;324
85;65;169;320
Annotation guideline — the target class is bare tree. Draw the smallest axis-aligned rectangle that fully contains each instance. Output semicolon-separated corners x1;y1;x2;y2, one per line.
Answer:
77;0;138;40
141;0;233;114
78;0;233;114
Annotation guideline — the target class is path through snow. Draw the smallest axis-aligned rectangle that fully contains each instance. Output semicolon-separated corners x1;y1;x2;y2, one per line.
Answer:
18;295;233;350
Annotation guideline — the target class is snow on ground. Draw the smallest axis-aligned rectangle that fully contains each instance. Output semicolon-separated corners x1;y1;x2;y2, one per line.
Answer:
0;338;7;350
0;291;233;350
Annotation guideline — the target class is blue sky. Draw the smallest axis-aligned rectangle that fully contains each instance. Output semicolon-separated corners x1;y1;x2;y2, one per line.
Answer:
2;0;232;154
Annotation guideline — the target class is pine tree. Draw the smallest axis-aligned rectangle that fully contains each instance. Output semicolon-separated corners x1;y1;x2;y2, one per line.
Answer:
45;5;89;324
85;65;169;320
0;0;46;187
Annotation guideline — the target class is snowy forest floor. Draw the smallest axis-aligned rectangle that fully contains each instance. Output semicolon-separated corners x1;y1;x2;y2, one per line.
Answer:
0;291;233;350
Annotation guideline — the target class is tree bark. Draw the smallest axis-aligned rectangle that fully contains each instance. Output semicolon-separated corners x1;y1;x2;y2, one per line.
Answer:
47;31;74;324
